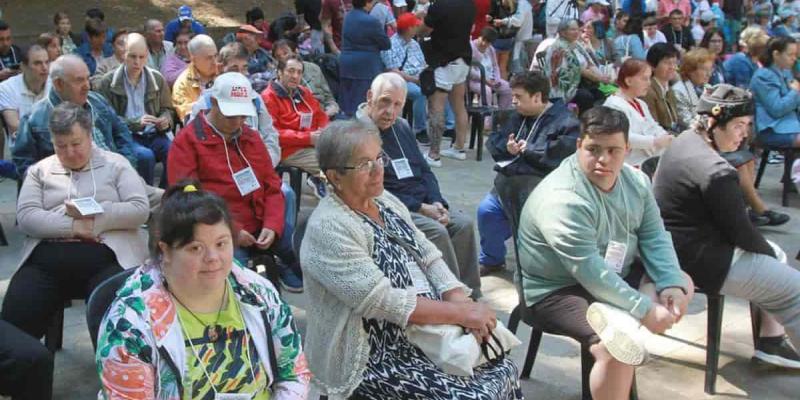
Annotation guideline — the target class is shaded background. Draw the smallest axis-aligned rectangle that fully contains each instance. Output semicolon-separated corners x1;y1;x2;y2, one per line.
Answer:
0;0;293;43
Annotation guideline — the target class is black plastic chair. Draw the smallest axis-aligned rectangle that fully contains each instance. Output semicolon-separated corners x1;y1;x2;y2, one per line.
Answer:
85;268;138;351
699;289;760;395
754;146;798;207
466;60;500;162
276;165;305;217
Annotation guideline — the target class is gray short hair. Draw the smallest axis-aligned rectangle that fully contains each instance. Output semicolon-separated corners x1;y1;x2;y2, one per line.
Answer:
49;102;92;137
316;120;382;175
49;54;85;81
369;72;407;102
188;34;216;55
557;19;580;34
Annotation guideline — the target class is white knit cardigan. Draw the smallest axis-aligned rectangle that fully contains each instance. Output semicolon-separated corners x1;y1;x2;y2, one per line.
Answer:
299;190;469;399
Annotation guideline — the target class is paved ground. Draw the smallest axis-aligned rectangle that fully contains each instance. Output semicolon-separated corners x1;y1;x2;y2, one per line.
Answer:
1;142;799;399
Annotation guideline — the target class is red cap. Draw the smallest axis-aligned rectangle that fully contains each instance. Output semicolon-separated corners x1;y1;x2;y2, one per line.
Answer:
396;13;422;31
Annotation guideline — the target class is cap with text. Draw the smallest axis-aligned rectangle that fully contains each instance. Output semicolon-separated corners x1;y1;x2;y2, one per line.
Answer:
210;73;257;117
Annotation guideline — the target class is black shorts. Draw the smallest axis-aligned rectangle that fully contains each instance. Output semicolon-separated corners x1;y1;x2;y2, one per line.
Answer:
526;260;647;346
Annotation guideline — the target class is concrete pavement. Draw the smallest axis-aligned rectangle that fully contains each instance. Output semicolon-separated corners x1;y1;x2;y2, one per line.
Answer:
0;145;799;399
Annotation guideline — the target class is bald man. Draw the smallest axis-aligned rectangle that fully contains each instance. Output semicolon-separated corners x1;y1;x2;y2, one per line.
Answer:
96;33;175;186
13;54;137;178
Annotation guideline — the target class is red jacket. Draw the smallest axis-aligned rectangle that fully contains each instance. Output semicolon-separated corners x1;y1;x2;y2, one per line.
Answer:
167;112;285;237
262;81;329;159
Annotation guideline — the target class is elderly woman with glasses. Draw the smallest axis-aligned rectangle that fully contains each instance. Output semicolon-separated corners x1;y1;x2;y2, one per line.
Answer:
300;120;523;400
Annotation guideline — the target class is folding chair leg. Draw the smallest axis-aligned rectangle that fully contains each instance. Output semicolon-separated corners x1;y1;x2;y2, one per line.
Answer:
0;222;7;246
630;372;639;400
507;305;521;334
45;306;65;353
521;329;543;379
782;150;795;207
754;149;770;188
580;343;594;400
476;123;484;162
705;295;725;395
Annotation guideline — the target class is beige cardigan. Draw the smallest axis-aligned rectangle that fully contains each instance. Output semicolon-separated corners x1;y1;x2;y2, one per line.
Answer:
299;191;468;399
16;147;149;270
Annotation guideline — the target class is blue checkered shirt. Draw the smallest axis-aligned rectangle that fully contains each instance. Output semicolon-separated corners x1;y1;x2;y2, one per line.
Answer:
380;34;427;78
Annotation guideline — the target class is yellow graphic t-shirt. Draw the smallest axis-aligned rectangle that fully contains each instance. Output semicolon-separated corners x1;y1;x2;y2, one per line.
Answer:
176;286;271;400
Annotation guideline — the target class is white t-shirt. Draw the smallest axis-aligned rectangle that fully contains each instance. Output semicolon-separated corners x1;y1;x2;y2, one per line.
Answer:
643;30;667;50
0;74;50;121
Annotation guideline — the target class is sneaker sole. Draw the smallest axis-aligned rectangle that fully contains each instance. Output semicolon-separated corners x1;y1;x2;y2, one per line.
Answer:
586;303;648;366
441;153;467;161
280;281;304;293
753;350;800;369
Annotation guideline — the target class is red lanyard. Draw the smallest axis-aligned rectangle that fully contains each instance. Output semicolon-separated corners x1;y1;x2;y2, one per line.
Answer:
628;99;644;118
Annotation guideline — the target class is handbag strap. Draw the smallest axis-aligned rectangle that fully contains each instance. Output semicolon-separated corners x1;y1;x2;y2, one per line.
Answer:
480;331;506;361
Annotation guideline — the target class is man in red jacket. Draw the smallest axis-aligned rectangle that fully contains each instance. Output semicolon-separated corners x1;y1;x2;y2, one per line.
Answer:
168;72;303;292
263;54;330;197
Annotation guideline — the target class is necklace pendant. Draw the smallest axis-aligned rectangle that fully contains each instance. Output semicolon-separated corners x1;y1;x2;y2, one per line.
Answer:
207;326;220;342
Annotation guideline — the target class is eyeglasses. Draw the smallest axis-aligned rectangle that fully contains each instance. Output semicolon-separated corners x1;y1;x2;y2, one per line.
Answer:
341;152;389;174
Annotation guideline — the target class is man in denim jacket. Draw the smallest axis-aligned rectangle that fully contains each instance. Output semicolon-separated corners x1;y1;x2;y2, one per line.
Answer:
13;54;137;179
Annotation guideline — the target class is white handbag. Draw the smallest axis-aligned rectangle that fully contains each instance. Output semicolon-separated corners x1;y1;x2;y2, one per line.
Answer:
407;320;522;377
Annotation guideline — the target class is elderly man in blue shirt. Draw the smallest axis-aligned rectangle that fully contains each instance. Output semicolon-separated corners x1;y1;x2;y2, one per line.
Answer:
356;72;482;298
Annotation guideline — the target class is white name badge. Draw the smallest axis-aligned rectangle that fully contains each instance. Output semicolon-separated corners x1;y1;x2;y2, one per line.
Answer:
604;240;627;274
299;112;313;129
72;197;104;216
215;393;253;400
232;167;261;197
391;158;414;179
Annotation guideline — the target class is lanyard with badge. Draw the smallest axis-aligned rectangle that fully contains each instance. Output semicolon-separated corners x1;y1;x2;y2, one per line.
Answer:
207;117;261;197
174;281;267;400
389;126;414;179
495;105;549;169
290;92;314;130
67;158;105;216
597;178;630;274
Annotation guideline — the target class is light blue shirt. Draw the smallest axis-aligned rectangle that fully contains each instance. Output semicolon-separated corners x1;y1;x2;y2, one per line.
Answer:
123;66;147;121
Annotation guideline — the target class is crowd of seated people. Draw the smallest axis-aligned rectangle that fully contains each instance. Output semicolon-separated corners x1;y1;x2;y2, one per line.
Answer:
0;0;799;399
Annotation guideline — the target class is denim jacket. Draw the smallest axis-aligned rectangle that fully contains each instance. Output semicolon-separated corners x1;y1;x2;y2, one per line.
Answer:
13;89;137;178
750;66;800;136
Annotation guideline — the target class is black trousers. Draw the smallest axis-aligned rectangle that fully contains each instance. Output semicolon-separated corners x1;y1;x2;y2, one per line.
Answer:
0;319;53;400
1;241;123;339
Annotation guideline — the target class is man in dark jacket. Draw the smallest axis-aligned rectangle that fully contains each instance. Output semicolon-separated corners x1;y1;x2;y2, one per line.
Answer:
478;71;579;275
357;72;482;298
661;9;694;52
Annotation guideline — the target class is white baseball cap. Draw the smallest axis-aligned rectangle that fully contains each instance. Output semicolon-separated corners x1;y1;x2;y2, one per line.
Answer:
393;0;408;6
210;73;257;117
587;0;610;6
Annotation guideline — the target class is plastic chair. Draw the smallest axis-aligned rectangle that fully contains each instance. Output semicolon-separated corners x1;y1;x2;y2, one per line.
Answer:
699;289;760;395
466;60;499;162
754;146;798;207
276;165;304;216
85;268;138;351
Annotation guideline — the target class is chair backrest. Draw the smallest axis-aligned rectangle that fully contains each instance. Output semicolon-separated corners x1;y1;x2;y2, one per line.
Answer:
86;267;138;351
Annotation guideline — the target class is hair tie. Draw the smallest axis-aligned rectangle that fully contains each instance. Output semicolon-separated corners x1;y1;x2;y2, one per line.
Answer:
183;184;198;193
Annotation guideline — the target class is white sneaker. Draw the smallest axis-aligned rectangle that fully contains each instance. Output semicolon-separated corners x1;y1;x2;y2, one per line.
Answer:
441;147;467;160
586;302;649;366
425;154;442;168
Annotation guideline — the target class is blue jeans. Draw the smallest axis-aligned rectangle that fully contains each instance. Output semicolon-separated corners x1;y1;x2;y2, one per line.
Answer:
407;82;455;133
477;192;512;266
133;134;171;186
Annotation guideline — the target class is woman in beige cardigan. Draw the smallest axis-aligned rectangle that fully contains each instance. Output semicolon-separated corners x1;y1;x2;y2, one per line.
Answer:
300;120;522;400
1;102;149;341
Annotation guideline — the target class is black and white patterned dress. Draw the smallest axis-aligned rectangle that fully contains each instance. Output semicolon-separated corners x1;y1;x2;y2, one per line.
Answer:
350;203;524;400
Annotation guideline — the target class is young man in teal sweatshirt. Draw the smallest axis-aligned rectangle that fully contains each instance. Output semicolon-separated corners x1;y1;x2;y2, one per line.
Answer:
517;105;693;400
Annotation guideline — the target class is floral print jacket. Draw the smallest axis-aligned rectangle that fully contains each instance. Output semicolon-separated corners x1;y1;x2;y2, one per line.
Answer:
95;262;311;399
